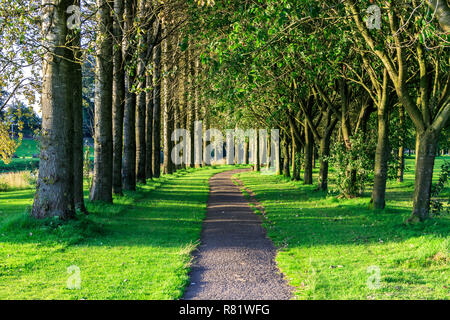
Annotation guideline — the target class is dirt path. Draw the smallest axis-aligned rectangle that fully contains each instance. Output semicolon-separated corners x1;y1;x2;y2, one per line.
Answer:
183;169;292;300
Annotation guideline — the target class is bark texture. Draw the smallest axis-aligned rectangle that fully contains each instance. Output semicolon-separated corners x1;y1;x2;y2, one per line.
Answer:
122;0;136;191
71;24;86;212
152;43;162;178
162;27;174;174
135;0;147;184
397;106;405;182
303;124;313;184
410;130;438;221
282;134;290;178
112;0;125;195
90;0;114;203
254;130;260;172
33;0;75;219
145;72;153;179
371;72;390;209
371;104;390;209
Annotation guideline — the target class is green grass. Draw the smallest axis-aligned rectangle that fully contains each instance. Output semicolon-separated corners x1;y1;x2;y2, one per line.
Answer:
0;166;235;300
14;139;39;158
0;152;448;300
0;139;94;173
0;158;39;173
0;139;39;173
235;156;450;300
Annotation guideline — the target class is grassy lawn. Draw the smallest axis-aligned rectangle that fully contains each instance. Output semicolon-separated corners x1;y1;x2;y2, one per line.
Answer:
0;139;39;173
0;139;93;173
0;152;448;300
0;166;234;300
235;156;449;300
13;139;40;158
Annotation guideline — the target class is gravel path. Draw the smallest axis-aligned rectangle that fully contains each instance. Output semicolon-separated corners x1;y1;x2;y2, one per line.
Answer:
183;169;293;300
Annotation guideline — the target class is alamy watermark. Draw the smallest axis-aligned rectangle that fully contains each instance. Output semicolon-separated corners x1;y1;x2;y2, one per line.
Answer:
366;265;381;290
67;265;81;290
67;5;81;30
367;5;382;30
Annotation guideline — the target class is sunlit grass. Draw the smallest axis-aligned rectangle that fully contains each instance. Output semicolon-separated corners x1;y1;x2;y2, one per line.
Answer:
0;166;236;300
235;156;449;300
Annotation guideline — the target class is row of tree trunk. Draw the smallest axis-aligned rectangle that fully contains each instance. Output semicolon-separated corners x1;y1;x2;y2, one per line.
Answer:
32;0;205;219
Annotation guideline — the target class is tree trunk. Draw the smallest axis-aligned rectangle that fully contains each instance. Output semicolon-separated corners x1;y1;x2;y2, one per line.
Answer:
90;0;113;203
186;44;195;168
254;130;260;171
266;131;271;169
291;125;300;181
135;0;147;184
33;0;75;219
317;110;336;191
415;132;420;168
397;105;405;182
135;36;147;182
282;134;290;177
202;110;210;167
410;130;438;221
318;135;331;191
304;123;313;184
122;0;136;190
371;103;390;209
194;60;202;168
173;82;181;171
312;148;316;168
71;17;86;213
152;43;162;178
145;73;153;180
275;131;282;175
244;140;249;164
180;51;187;169
162;27;174;175
112;0;125;195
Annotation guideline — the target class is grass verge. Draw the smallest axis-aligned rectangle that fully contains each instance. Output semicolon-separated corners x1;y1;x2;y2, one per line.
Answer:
235;157;449;300
0;166;233;299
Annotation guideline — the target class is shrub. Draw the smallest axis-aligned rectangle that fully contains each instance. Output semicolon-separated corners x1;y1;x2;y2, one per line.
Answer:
431;160;450;216
327;134;375;198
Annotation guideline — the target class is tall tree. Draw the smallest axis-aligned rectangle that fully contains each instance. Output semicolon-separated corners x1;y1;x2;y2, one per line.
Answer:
152;42;162;178
135;0;148;184
369;69;391;209
122;0;137;191
346;0;450;221
32;0;76;219
90;0;114;203
145;74;154;179
254;130;260;171
146;13;161;179
70;0;86;212
186;41;195;168
162;23;174;174
397;105;405;183
112;0;125;195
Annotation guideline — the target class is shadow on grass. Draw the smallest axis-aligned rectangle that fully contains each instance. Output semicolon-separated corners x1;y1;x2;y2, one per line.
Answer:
236;172;450;249
0;166;232;250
